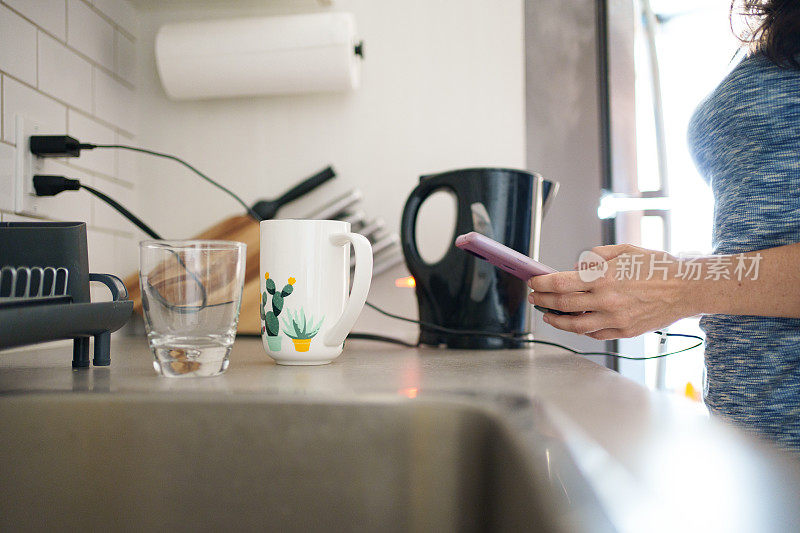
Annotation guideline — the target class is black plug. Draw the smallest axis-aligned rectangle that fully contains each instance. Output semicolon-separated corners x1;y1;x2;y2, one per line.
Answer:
33;175;81;196
29;135;87;157
33;174;162;238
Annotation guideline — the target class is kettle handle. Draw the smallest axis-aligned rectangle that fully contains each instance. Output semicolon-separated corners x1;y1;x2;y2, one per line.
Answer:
400;177;452;272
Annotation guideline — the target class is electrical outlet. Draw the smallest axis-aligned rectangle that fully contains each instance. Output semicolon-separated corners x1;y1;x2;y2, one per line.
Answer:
13;114;47;216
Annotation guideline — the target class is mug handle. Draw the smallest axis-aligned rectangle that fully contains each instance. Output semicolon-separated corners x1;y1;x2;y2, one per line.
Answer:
323;232;373;347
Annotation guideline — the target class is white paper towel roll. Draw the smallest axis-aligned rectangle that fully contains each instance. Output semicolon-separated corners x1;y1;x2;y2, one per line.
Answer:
155;13;362;100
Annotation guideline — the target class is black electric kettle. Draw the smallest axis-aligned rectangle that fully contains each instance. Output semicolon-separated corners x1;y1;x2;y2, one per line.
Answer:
400;168;556;349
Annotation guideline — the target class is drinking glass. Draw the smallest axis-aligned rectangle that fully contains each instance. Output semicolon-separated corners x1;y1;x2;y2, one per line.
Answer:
140;240;246;377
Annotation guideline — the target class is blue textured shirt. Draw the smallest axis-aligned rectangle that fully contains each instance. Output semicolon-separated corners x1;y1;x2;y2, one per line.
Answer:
688;53;800;451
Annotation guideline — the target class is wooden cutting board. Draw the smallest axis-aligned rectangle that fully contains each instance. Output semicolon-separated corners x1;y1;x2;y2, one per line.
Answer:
123;214;265;335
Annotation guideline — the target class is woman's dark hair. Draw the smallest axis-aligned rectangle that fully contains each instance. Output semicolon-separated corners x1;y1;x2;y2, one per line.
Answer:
731;0;800;68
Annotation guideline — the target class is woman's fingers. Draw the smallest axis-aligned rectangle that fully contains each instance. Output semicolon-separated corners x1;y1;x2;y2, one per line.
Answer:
529;290;594;313
585;329;626;340
590;243;639;261
542;311;605;334
528;271;591;293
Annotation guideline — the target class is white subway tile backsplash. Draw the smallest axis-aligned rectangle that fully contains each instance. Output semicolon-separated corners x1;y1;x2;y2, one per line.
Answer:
93;0;138;38
67;0;114;71
114;234;138;276
38;32;93;113
86;227;116;274
1;212;42;222
4;0;66;41
0;142;15;212
94;68;136;134
87;227;117;301
67;109;115;176
2;77;67;144
115;131;137;185
114;30;135;85
90;283;112;302
91;176;135;233
0;5;37;86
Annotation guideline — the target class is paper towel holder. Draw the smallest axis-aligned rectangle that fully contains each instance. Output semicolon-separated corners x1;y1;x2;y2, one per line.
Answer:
155;13;364;101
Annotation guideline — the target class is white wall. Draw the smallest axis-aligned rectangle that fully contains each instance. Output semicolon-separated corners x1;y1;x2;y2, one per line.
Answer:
0;0;141;279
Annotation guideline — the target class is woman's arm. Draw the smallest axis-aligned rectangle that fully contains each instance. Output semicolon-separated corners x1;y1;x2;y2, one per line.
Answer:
528;242;800;340
692;242;800;317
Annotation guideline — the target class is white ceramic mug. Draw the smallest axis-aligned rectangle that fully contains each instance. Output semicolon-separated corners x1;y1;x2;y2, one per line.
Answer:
259;219;372;365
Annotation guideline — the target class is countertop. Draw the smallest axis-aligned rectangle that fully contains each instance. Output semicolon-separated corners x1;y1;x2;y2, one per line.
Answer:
3;336;800;531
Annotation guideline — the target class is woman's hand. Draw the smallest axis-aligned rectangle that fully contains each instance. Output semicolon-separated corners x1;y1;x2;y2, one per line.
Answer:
528;244;696;340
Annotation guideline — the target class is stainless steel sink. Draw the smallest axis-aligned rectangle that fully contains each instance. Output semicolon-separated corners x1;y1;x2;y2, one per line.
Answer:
0;394;611;532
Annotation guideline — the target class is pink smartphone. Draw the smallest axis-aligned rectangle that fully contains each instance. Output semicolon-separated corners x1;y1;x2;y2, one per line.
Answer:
455;232;572;315
455;232;556;279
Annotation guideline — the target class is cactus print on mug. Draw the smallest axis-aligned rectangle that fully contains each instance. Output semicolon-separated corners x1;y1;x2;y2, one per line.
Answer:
260;273;326;353
260;273;295;351
280;308;325;352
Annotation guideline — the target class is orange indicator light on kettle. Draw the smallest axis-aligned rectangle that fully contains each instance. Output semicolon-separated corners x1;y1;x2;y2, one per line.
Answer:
394;276;416;288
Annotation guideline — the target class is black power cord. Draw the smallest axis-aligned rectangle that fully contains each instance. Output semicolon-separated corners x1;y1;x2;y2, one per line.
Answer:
81;183;162;239
33;175;162;239
28;136;262;222
79;143;263;221
359;301;704;361
346;332;419;348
